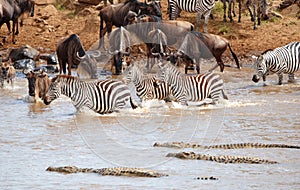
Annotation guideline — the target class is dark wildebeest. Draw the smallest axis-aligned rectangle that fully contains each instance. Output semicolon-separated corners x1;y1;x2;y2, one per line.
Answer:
56;34;100;78
168;31;240;74
24;69;51;102
98;0;162;48
0;0;35;44
0;61;16;88
108;26;132;75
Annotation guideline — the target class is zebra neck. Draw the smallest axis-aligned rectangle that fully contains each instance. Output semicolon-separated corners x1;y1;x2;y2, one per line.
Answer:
132;73;144;88
168;72;186;98
61;78;83;99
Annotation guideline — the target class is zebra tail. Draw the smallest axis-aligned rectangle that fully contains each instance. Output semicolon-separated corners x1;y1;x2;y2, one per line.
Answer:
228;43;240;69
129;97;138;110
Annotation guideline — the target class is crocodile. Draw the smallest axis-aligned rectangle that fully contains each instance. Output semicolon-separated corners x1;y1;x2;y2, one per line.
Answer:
166;152;278;164
153;142;300;149
46;166;167;177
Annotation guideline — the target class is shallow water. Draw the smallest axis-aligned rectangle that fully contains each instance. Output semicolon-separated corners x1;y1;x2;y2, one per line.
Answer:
0;62;299;189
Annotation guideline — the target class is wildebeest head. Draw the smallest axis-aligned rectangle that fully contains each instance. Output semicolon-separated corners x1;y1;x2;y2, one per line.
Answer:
108;27;132;75
1;61;16;79
24;69;48;97
145;0;162;18
1;62;10;79
252;55;267;83
77;51;100;79
44;76;62;105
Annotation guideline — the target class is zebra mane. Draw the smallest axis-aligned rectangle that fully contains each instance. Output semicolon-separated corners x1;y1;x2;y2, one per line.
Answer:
261;49;273;55
52;74;79;82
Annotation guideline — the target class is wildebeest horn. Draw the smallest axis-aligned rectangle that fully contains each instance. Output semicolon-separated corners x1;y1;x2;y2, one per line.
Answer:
108;49;119;55
151;47;160;56
77;52;86;59
122;47;132;55
91;50;101;58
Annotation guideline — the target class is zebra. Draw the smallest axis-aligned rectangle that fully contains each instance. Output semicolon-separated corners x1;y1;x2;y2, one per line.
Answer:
246;0;269;29
252;42;300;85
168;0;215;32
156;62;228;106
43;75;138;114
123;63;172;101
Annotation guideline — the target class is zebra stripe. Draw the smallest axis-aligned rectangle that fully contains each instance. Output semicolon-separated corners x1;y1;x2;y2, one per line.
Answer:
157;62;227;105
252;42;300;85
168;0;215;32
44;75;137;114
124;63;171;101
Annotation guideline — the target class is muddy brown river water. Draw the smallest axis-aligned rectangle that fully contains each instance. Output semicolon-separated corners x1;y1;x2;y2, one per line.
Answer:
0;61;299;189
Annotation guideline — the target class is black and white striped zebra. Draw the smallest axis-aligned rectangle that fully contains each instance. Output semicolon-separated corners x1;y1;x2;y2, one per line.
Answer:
124;63;172;101
168;0;215;32
157;62;228;105
252;42;300;85
246;0;269;30
43;75;137;114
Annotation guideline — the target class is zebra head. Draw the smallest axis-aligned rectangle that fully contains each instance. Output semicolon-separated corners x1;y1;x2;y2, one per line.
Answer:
123;62;142;84
252;55;267;83
44;76;62;105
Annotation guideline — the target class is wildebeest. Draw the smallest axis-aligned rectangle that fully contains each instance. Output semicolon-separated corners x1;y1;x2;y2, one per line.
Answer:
125;13;193;70
108;26;132;75
98;0;162;48
56;34;100;78
0;61;16;88
24;69;51;102
0;0;35;44
169;31;240;73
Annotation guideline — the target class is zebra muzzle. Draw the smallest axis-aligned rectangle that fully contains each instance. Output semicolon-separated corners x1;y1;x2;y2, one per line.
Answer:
252;75;260;83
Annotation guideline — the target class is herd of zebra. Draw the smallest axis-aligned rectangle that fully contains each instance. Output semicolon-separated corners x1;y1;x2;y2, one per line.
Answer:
43;41;300;114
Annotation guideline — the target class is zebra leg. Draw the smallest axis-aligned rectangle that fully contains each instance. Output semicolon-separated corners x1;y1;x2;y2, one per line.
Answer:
253;3;258;30
277;73;283;85
288;73;296;83
203;14;210;33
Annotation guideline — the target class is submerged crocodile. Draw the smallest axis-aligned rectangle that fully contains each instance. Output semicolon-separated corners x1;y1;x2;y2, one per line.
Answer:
153;142;300;149
166;152;278;164
46;166;167;177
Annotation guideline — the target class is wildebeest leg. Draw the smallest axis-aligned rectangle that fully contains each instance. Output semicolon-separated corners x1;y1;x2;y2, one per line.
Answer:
196;62;200;74
246;0;254;21
238;0;242;22
67;57;74;75
12;20;17;44
228;0;233;22
99;16;108;49
222;0;227;22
